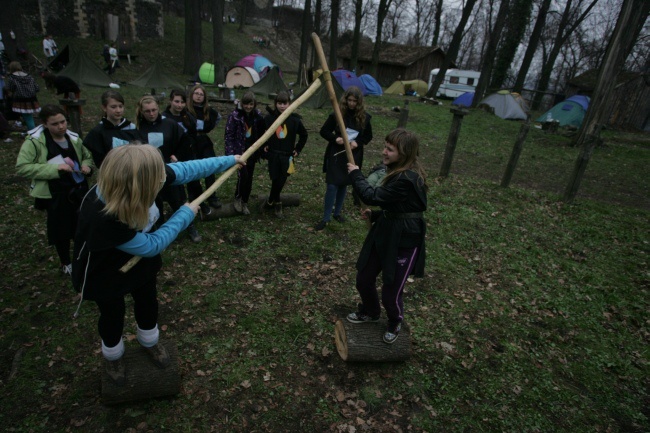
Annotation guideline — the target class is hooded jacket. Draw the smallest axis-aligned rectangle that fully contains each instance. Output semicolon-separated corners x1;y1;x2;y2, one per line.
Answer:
83;118;142;168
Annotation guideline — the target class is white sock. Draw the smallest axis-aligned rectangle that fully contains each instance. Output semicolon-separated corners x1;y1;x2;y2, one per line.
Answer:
102;339;125;361
137;324;159;348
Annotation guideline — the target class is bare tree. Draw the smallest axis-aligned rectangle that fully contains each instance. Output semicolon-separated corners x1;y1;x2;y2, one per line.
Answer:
512;0;552;92
531;0;600;109
298;0;312;85
490;0;534;88
183;0;202;75
349;0;364;71
329;0;341;69
432;0;444;46
425;0;479;97
212;0;225;84
565;0;650;202
471;0;511;105
237;0;248;32
369;0;393;76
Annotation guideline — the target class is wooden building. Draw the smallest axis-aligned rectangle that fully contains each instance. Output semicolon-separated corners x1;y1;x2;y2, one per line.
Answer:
337;40;451;87
566;69;650;131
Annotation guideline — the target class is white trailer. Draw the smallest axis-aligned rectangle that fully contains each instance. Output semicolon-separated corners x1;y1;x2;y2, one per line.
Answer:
428;68;481;98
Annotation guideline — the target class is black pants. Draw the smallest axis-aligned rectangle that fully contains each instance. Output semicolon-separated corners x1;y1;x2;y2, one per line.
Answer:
95;277;158;347
235;159;257;203
269;176;288;203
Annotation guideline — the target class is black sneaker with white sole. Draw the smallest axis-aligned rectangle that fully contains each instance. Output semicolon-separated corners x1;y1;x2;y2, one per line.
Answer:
383;322;402;344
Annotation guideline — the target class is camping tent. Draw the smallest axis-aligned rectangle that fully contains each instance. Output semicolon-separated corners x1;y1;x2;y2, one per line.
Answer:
452;92;474;107
58;50;113;87
479;90;527;120
129;63;184;91
331;69;367;94
384;80;428;96
249;66;288;96
225;66;260;88
359;74;383;96
535;95;590;127
295;78;345;109
47;44;74;72
236;54;275;79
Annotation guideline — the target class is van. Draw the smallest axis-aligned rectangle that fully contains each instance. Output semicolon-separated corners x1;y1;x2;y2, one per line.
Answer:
429;68;481;98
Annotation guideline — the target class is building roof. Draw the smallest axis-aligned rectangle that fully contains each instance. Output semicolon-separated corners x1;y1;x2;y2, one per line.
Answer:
338;40;448;67
567;69;648;91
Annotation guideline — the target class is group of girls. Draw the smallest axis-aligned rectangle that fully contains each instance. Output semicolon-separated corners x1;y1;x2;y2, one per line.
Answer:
15;81;428;385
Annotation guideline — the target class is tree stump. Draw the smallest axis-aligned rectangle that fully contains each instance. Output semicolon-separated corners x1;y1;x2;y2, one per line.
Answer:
101;340;180;405
334;319;410;362
200;193;301;220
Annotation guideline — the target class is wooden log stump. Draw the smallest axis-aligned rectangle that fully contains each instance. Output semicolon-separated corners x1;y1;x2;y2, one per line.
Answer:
200;194;301;220
101;340;180;405
334;319;410;362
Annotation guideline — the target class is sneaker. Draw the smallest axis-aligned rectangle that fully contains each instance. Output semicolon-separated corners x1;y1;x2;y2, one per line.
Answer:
187;225;201;243
260;200;273;212
200;203;212;218
314;220;327;231
62;264;72;276
347;309;380;324
274;202;284;219
105;357;126;386
383;322;402;344
142;343;171;369
208;196;222;209
333;214;346;223
233;197;243;213
241;202;250;215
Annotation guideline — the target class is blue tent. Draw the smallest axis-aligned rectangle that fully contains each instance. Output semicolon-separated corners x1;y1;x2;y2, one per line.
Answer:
536;95;590;127
332;69;367;95
452;92;474;107
359;74;383;96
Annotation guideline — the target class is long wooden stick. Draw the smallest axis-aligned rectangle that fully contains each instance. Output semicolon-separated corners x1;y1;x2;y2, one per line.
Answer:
118;78;323;273
310;33;355;164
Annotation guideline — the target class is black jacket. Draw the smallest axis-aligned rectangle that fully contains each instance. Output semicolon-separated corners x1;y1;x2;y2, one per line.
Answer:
138;114;189;163
82;118;143;168
350;169;427;285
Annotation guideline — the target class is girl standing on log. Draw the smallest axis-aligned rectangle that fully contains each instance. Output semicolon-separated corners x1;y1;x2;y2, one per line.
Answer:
15;104;93;276
261;91;308;218
72;144;244;385
224;91;265;215
82;90;142;169
315;86;372;230
186;84;223;214
346;129;427;344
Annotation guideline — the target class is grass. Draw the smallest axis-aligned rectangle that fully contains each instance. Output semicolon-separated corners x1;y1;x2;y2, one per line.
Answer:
1;14;648;433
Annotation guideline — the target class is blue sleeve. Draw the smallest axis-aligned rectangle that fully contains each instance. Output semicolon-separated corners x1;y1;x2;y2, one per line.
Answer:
116;206;194;257
168;156;236;185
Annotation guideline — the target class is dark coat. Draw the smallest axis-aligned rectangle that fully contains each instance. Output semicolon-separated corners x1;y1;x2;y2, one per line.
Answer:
263;109;308;180
138;114;189;163
350;169;427;285
224;107;265;161
82;118;143;168
320;111;372;186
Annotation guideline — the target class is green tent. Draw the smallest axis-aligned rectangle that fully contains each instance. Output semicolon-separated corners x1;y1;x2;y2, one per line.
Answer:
249;67;288;97
129;63;185;91
58;50;113;87
535;95;590;127
295;77;345;109
384;79;429;95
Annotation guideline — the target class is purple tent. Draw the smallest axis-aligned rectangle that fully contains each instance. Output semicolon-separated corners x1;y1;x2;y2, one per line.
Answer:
235;54;275;79
332;69;367;95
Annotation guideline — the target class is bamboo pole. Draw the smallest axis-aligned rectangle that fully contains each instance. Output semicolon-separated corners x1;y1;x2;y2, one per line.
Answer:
310;32;354;164
119;78;323;273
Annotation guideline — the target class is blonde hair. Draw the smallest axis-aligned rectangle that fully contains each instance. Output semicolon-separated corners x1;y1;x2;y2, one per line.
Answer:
99;145;166;230
382;129;428;192
135;95;159;128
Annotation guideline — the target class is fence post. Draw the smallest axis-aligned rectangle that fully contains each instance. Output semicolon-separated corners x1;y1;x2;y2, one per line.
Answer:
439;107;469;178
501;117;531;188
59;97;86;138
397;100;410;128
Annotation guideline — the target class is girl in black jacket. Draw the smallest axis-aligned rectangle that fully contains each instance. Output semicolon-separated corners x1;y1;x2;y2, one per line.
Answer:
346;129;428;344
261;91;308;218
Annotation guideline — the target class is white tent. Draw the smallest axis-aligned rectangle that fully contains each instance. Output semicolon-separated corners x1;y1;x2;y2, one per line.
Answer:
225;66;260;88
479;90;527;120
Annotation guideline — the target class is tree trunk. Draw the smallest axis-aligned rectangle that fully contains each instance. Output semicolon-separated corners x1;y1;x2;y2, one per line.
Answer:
238;0;247;32
298;0;312;86
183;0;202;75
564;0;650;202
512;0;552;93
490;0;533;89
431;0;444;47
212;0;225;84
101;341;180;405
200;194;302;221
329;0;340;70
349;0;363;72
311;0;323;68
425;0;478;98
370;0;393;77
471;0;511;106
334;320;410;362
